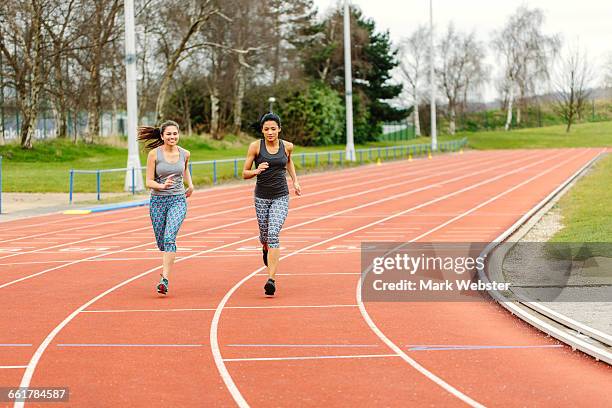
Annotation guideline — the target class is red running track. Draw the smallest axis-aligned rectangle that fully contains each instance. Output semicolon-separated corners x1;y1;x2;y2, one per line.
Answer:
0;149;610;407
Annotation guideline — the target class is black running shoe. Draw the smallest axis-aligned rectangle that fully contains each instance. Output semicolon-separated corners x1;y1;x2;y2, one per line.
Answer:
262;247;268;267
264;278;276;296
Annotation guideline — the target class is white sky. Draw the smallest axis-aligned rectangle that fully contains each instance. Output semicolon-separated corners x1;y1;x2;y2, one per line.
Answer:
312;0;612;102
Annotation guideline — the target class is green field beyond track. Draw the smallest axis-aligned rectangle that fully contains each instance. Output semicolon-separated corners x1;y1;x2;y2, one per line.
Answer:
0;135;445;193
551;153;612;243
0;121;610;193
458;121;612;149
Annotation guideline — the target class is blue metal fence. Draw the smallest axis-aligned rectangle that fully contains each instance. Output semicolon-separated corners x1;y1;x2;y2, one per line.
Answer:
68;138;467;203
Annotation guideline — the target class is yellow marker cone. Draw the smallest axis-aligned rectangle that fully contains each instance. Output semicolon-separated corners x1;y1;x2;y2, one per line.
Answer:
408;154;413;162
428;152;432;160
459;149;463;155
376;158;382;166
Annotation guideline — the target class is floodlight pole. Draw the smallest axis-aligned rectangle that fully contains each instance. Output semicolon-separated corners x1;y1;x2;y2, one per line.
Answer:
124;0;144;192
343;0;356;161
268;96;276;113
429;0;437;151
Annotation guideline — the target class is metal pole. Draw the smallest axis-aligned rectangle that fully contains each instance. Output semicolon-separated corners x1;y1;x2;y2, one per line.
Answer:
69;170;74;204
124;0;144;192
343;0;356;161
96;170;101;201
429;0;437;151
0;51;4;141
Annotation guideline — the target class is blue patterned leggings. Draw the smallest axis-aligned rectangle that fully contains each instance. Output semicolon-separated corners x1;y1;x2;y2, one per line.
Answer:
254;194;289;249
149;194;187;252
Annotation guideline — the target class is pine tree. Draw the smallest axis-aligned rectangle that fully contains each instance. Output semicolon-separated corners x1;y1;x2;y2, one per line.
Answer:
299;5;406;142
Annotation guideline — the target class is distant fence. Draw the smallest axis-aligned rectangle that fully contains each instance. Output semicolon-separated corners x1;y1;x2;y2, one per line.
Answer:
0;110;156;141
380;120;416;142
68;138;468;203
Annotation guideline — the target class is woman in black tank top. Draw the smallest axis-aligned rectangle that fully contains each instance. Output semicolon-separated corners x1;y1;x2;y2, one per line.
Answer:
243;113;301;296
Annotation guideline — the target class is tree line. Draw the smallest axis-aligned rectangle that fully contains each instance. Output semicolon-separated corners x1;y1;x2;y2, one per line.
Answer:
0;0;406;148
398;6;607;136
1;2;609;149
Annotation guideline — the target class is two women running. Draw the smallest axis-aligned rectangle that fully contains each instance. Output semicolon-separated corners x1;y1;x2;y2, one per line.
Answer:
243;113;301;296
138;120;194;295
138;113;298;297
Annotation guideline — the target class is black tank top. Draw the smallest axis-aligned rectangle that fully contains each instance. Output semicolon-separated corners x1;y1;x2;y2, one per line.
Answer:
254;139;289;199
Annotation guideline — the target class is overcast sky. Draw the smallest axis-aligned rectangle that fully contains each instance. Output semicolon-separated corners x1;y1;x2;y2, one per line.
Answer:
312;0;612;101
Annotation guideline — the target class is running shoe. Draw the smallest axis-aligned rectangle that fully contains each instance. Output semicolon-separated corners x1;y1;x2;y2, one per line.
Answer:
262;247;268;267
264;278;276;296
157;275;169;295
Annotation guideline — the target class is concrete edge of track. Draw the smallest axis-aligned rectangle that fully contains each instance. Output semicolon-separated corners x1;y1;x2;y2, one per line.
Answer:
478;150;612;365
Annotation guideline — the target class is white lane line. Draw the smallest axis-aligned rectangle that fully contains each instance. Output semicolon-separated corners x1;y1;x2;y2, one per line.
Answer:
210;150;568;408
255;272;360;276
227;344;379;348
0;366;27;369
355;150;593;408
1;150;477;245
82;304;359;313
56;343;203;347
223;354;399;362
14;151;535;408
406;345;564;351
3;156;394;238
411;150;592;242
0;152;510;289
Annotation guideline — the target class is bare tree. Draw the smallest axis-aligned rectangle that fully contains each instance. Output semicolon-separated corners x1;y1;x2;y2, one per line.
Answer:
398;25;429;136
553;45;593;132
437;24;486;135
43;0;80;139
0;0;52;148
266;0;316;85
492;6;560;131
69;0;123;142
153;0;221;122
603;52;612;89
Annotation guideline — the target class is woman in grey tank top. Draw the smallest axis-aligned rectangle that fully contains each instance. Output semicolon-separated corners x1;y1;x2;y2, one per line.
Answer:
243;113;301;296
138;120;194;295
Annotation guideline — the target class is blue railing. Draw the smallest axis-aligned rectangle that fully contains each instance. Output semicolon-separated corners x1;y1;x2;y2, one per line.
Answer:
68;138;467;203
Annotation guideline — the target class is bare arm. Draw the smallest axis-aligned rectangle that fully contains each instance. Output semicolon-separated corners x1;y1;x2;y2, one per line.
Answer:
184;150;194;197
243;141;268;179
285;142;301;196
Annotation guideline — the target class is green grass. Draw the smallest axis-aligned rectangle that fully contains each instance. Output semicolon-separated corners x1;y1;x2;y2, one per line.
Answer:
2;120;611;193
457;121;612;150
550;153;612;243
0;134;459;193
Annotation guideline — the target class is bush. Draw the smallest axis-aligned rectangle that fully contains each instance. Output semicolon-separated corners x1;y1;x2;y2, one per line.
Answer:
243;80;345;146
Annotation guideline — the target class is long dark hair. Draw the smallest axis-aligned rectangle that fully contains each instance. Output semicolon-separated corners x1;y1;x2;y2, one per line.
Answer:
137;120;180;150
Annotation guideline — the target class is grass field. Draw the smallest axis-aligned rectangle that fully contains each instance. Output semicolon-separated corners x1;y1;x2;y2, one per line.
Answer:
0;134;460;193
1;120;610;193
551;153;612;243
457;121;612;149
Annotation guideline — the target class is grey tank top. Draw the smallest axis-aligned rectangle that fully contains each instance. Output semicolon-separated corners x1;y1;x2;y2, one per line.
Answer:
151;146;186;196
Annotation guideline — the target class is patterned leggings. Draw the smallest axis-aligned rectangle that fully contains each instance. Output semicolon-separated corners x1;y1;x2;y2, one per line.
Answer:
149;194;187;252
254;194;289;249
